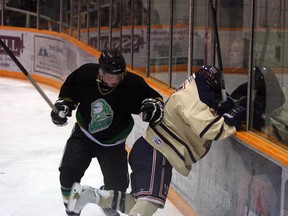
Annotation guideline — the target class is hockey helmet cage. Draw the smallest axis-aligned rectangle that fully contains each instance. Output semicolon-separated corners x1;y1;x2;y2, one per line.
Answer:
99;49;126;74
197;65;222;92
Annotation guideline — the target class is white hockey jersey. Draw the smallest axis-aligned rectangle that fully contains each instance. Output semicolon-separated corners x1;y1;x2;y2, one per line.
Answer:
143;77;236;176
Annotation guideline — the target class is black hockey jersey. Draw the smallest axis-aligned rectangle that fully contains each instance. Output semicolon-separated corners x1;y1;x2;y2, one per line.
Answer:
58;63;162;146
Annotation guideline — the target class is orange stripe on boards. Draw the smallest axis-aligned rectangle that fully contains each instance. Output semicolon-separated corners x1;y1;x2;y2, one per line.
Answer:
128;69;174;98
168;188;198;216
0;26;101;59
0;70;62;89
235;131;288;167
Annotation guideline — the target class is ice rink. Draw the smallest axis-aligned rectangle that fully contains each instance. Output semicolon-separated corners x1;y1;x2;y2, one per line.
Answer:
0;77;183;216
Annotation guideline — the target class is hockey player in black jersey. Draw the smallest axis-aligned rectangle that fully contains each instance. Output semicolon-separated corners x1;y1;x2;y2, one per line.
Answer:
66;66;246;216
50;49;164;216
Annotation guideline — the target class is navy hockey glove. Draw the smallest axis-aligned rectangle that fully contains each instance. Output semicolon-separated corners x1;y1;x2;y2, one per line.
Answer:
236;96;248;108
140;98;164;123
223;105;246;130
51;99;75;126
237;96;265;128
217;96;235;115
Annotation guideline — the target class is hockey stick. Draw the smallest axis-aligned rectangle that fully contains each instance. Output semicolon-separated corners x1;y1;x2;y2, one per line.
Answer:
0;38;58;113
209;0;227;101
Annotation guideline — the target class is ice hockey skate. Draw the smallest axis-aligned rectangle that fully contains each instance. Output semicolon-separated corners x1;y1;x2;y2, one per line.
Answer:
67;182;100;214
67;182;124;216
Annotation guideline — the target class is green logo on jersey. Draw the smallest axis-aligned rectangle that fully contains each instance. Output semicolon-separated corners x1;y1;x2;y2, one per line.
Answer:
88;98;113;133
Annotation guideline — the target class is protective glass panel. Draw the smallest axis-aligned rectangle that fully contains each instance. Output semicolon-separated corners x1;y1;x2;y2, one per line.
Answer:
62;0;72;34
149;0;170;85
252;0;288;147
39;0;60;31
99;0;111;50
79;0;89;44
215;0;249;101
88;0;100;49
129;0;147;73
170;0;190;88
5;0;37;28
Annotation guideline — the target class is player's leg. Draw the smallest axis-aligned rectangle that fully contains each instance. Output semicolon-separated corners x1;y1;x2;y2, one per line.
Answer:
97;143;129;192
59;168;83;215
59;124;93;215
129;200;160;216
128;136;173;216
67;136;172;215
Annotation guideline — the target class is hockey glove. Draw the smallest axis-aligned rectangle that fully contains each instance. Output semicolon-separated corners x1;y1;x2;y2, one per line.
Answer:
217;96;235;115
51;99;75;126
237;96;265;128
140;98;164;124
236;96;247;107
223;105;246;130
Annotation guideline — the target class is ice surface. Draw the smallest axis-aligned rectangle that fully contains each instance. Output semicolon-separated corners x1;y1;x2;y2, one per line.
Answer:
0;77;183;216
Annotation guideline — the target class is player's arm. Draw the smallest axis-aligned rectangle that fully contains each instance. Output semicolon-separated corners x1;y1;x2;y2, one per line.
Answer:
51;68;80;126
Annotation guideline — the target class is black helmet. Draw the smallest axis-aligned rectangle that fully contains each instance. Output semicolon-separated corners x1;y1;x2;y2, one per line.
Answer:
99;49;126;74
197;65;222;92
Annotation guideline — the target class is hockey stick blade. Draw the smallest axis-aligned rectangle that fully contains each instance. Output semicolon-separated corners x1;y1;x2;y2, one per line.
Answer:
101;207;121;216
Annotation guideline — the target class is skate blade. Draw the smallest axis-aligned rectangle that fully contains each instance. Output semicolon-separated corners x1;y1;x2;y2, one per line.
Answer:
101;207;121;216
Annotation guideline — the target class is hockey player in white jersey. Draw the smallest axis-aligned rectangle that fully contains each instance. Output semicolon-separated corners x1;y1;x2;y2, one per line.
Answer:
67;66;246;216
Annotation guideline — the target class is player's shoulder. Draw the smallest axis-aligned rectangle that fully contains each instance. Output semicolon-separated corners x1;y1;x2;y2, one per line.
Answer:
68;63;99;83
72;63;100;77
126;71;143;79
124;72;146;84
173;76;196;94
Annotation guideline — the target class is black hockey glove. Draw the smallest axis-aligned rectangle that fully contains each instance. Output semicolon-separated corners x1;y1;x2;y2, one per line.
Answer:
140;98;164;124
51;99;75;126
223;105;246;130
217;96;235;115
